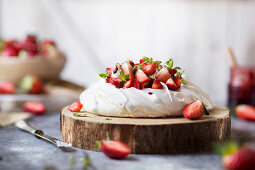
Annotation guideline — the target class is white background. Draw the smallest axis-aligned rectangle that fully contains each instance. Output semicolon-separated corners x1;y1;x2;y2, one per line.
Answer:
1;0;255;105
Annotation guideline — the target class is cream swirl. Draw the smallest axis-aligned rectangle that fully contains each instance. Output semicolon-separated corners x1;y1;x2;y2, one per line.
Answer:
80;77;213;117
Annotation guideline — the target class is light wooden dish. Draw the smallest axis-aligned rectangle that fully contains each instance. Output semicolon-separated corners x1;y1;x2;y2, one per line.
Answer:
61;105;231;154
0;54;66;85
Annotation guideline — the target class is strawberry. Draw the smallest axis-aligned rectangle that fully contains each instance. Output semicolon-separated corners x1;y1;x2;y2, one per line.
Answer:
68;101;83;112
106;68;114;75
121;62;135;80
236;104;255;121
141;63;156;75
174;77;181;88
21;42;38;52
140;59;145;63
223;146;255;170
106;77;122;88
155;67;170;83
134;80;143;90
23;101;46;115
135;69;151;83
152;79;163;89
42;40;55;46
182;100;209;119
0;81;15;94
128;61;134;67
19;75;44;94
1;46;19;57
168;68;177;75
165;78;179;91
101;140;131;159
24;35;37;44
123;80;133;89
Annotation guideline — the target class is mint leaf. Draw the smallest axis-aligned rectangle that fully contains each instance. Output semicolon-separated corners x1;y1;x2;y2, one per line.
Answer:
180;79;186;85
120;72;129;82
99;70;110;79
174;66;181;70
166;59;174;68
99;73;106;78
154;61;162;64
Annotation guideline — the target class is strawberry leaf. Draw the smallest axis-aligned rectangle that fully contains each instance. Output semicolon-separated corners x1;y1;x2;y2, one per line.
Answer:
166;59;174;68
120;72;129;82
99;70;110;79
174;66;182;70
180;79;186;85
202;102;210;115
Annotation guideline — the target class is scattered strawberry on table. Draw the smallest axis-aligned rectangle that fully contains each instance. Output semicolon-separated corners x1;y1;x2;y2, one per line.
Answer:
68;101;83;112
215;141;255;170
99;57;186;90
0;81;15;94
0;34;58;58
182;100;209;119
235;104;255;122
23;101;46;115
19;74;44;94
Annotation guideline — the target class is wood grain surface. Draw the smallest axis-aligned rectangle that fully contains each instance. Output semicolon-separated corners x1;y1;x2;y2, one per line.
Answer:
61;106;231;154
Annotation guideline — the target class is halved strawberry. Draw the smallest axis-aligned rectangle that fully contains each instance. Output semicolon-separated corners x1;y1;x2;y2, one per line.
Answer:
19;75;44;94
155;67;170;83
1;46;19;57
223;146;255;170
0;81;15;94
236;105;255;121
165;78;179;91
141;63;156;75
121;62;134;80
134;80;143;90
101;140;131;159
68;101;83;112
152;79;163;89
106;77;122;88
123;80;133;89
174;77;181;88
23;101;46;115
135;69;151;83
182;100;209;119
168;68;177;75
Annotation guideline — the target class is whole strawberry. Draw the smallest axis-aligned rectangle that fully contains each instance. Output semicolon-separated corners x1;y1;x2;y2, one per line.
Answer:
236;104;255;121
19;75;44;94
223;146;255;170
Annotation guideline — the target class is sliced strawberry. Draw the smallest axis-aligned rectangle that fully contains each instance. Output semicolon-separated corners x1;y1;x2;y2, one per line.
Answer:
182;100;208;119
23;101;46;115
140;59;145;63
106;68;114;75
42;40;55;46
106;77;122;88
1;46;19;57
223;146;255;170
152;79;163;89
135;69;151;83
155;67;170;83
134;80;143;90
128;61;134;67
236;105;255;121
165;78;179;91
121;62;135;80
141;63;156;75
0;81;15;94
174;77;181;88
101;140;131;159
19;75;44;94
123;80;133;89
168;68;177;75
68;101;83;112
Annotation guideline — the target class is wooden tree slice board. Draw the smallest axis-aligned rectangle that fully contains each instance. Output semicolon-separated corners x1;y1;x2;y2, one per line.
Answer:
61;105;231;154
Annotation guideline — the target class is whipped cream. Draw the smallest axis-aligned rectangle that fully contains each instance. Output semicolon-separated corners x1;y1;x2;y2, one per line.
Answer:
80;77;213;117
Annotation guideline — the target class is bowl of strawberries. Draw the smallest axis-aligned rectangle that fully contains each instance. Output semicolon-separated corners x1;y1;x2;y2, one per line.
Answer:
0;34;66;85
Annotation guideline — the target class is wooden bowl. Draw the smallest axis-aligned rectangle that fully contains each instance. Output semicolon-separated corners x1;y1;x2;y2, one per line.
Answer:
0;54;66;85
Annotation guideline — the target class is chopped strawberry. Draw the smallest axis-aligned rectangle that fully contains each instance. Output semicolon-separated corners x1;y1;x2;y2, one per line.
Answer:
155;67;170;83
165;78;179;91
101;140;131;159
134;80;143;90
106;77;122;88
168;68;177;75
0;81;15;94
42;40;55;46
135;69;151;83
23;101;46;115
121;62;135;80
236;105;255;121
141;63;156;75
1;46;19;57
152;79;163;89
140;59;145;63
19;75;44;94
174;77;181;88
106;68;114;75
182;100;209;119
123;80;133;89
68;101;83;112
128;61;134;67
223;146;255;170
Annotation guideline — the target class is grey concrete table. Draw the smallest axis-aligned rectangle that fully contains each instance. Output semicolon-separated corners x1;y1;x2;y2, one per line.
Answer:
0;112;254;170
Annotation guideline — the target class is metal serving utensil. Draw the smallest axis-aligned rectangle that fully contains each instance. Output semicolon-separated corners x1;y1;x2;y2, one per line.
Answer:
15;120;76;152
